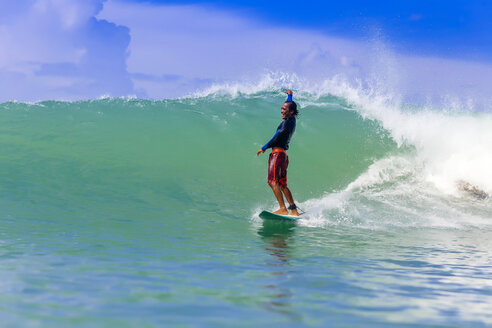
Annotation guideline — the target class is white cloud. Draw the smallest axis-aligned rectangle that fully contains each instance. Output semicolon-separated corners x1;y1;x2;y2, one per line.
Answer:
0;0;133;102
32;0;103;29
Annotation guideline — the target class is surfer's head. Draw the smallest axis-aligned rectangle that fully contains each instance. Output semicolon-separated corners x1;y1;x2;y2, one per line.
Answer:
282;101;298;119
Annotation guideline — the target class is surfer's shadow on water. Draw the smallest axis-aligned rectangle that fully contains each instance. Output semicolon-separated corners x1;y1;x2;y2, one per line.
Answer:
257;220;296;264
256;220;302;320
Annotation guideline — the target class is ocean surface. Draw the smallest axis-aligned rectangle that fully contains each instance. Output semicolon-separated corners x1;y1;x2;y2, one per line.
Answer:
1;84;491;327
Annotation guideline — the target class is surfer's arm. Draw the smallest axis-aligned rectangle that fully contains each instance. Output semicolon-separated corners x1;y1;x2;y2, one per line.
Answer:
258;124;282;156
285;89;293;101
257;91;293;156
261;130;280;151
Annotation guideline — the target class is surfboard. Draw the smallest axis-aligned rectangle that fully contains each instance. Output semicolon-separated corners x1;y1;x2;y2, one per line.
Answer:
259;210;301;221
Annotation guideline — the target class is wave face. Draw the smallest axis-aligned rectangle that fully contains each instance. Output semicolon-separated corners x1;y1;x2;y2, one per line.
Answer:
1;83;491;229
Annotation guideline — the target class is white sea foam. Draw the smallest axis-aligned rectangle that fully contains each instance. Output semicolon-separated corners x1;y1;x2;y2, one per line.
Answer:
299;153;492;230
192;72;304;98
328;81;492;196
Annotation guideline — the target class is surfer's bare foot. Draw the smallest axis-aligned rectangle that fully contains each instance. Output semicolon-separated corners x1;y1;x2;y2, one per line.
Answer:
274;208;289;215
290;209;299;216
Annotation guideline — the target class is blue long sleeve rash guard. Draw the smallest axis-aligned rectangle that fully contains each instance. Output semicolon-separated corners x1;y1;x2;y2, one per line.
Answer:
261;94;296;151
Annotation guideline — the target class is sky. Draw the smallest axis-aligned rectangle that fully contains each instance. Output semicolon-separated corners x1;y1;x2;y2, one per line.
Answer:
130;0;492;60
1;0;492;105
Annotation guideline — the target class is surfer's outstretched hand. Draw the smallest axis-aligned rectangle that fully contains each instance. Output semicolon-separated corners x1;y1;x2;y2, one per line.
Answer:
256;149;264;156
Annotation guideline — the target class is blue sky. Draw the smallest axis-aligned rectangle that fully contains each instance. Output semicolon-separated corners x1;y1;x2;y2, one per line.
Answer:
129;0;492;60
1;0;492;104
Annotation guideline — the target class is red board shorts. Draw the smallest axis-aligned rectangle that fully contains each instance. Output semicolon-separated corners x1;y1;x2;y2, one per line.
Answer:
268;148;289;187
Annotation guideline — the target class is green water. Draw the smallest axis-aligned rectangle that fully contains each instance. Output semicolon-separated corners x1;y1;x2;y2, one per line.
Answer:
0;94;491;327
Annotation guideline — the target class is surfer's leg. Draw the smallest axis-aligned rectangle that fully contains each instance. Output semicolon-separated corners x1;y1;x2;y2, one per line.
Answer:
281;186;299;216
267;151;290;214
276;154;298;216
268;181;288;215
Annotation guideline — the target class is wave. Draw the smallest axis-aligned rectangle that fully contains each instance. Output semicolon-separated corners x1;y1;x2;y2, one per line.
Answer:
1;76;491;229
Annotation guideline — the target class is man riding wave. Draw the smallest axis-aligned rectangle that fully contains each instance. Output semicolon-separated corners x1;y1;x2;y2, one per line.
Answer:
257;90;299;216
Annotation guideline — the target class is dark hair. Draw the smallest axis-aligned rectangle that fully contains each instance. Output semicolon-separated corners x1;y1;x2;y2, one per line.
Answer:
284;101;298;117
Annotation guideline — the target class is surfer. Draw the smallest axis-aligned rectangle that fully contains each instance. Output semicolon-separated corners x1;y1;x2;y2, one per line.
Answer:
257;90;299;216
456;180;488;199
